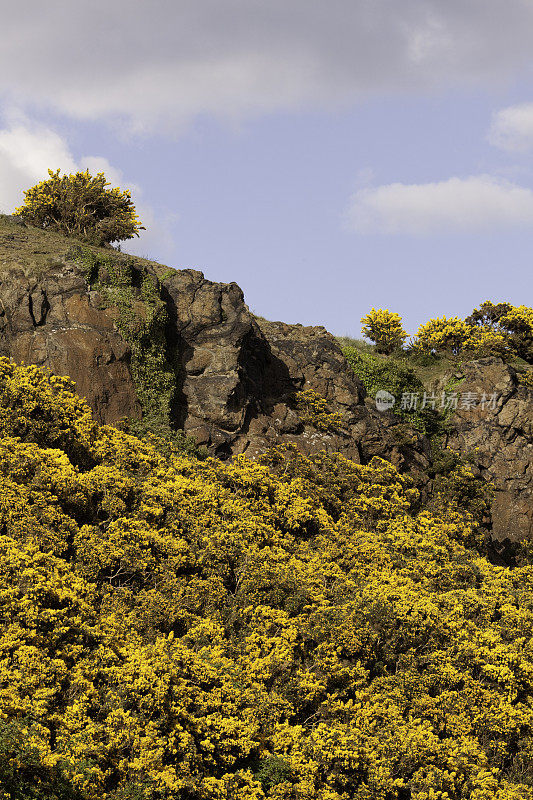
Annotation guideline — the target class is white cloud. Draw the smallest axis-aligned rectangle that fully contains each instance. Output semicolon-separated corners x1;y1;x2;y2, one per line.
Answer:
0;117;174;256
0;116;131;212
489;102;533;152
1;1;533;132
0;122;77;211
346;175;533;234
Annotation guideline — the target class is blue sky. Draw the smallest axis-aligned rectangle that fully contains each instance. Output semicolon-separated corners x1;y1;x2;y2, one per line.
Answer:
0;1;532;337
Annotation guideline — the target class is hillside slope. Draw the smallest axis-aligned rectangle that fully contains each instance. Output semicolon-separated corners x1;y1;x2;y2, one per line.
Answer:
0;214;531;545
1;358;533;799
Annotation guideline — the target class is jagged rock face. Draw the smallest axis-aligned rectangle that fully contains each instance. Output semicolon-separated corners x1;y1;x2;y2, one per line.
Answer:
0;264;142;423
2;219;531;546
0;217;430;478
446;358;533;544
160;270;431;477
161;268;259;448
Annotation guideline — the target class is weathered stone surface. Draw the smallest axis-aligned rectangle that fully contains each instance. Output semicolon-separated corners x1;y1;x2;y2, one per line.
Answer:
160;268;257;449
2;217;531;547
225;318;431;482
0;217;431;479
445;357;533;544
0;263;141;423
160;270;431;471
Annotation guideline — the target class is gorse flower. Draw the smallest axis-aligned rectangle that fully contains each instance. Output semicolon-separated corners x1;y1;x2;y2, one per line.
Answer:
0;358;532;798
361;308;407;354
13;168;144;245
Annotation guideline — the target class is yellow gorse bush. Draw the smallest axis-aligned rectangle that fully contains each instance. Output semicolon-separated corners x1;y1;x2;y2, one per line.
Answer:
1;357;533;798
413;316;508;356
412;302;533;358
361;308;408;354
499;305;533;360
293;389;344;432
13;168;144;245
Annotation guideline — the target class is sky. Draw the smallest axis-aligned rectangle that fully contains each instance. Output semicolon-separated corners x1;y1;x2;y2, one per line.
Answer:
0;1;532;337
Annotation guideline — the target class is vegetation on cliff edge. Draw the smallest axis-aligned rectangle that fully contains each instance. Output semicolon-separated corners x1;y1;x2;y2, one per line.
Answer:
13;169;144;246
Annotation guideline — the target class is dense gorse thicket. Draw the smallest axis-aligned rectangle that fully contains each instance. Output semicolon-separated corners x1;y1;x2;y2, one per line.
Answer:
358;302;533;361
1;358;533;799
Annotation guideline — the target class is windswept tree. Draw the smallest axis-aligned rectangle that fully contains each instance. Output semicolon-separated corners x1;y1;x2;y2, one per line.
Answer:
13;168;144;246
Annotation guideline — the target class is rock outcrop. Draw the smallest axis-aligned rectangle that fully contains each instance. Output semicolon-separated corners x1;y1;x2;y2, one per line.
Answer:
1;216;532;546
0;215;430;478
446;357;533;545
0;261;142;424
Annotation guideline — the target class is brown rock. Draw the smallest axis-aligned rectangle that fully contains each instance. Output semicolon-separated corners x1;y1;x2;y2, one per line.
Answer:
446;357;533;544
0;217;431;483
0;260;141;423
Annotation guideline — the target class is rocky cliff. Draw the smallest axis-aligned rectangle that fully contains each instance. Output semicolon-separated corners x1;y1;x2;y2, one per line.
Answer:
0;215;430;471
0;214;531;545
446;357;533;545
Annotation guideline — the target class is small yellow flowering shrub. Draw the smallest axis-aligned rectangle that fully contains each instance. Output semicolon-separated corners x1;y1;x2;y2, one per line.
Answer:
1;359;533;798
518;370;533;388
360;308;407;354
293;389;344;432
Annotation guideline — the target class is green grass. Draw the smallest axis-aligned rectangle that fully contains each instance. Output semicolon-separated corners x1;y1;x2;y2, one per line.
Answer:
335;335;459;390
0;214;174;281
335;336;375;352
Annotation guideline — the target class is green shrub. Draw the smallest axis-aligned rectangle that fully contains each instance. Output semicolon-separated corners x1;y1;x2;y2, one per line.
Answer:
123;423;208;459
343;348;439;433
256;756;294;791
